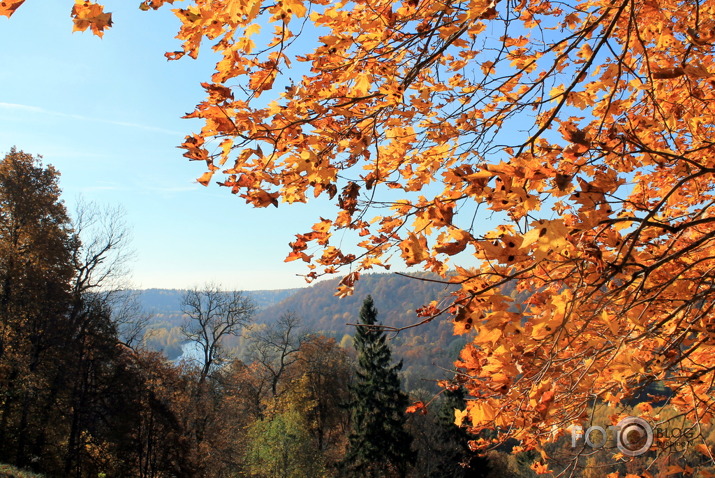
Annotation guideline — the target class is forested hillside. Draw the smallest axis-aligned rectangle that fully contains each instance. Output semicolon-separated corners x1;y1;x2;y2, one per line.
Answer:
253;273;463;391
254;273;455;334
136;273;466;391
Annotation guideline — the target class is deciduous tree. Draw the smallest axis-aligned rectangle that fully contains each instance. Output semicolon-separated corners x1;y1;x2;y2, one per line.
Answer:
0;148;75;468
246;311;303;399
245;375;327;478
180;283;256;384
0;149;143;476
295;335;353;466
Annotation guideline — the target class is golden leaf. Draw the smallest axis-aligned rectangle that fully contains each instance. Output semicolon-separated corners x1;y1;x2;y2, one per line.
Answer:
454;408;469;427
71;0;112;37
399;233;429;266
196;171;214;186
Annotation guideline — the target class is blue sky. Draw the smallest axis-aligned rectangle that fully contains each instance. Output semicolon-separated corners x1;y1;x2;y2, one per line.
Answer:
0;1;334;291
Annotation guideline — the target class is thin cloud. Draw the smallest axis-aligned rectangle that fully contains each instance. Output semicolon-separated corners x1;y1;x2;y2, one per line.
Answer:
0;102;183;136
0;103;45;113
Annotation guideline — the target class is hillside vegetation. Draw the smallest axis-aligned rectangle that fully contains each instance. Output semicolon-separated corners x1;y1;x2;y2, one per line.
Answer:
137;273;466;391
253;273;463;390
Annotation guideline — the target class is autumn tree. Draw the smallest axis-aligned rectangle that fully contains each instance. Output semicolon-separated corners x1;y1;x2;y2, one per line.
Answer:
245;311;304;398
13;0;715;472
295;335;352;462
180;283;256;384
0;149;145;476
56;200;150;475
0;148;75;367
0;148;76;469
245;375;327;478
61;298;127;477
342;296;413;477
176;285;256;477
106;347;199;478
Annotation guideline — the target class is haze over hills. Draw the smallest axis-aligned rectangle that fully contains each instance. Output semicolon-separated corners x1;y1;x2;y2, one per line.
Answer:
133;272;467;391
136;287;301;316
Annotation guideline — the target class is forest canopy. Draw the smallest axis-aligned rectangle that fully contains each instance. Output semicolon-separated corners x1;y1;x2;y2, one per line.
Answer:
6;0;715;472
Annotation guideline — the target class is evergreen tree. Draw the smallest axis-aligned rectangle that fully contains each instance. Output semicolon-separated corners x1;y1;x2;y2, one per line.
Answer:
434;388;491;478
342;295;414;477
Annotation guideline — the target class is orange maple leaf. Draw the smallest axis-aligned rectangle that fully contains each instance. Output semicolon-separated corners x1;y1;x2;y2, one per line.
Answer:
71;0;112;37
0;0;25;18
399;233;429;266
534;389;556;418
530;461;551;475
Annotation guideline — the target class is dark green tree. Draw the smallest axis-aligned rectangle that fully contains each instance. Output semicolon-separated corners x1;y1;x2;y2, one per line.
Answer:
434;388;491;478
406;387;492;478
342;295;414;478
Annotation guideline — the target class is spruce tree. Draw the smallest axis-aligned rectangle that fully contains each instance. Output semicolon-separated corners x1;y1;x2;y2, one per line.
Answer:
433;388;491;477
342;295;414;478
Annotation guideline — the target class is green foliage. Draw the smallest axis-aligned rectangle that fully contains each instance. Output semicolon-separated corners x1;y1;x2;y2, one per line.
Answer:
342;296;414;478
245;376;327;478
246;409;326;478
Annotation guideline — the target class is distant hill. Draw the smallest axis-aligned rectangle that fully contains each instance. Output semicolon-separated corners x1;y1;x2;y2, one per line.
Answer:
133;273;468;391
133;287;300;360
136;287;300;317
253;272;465;391
255;272;456;334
